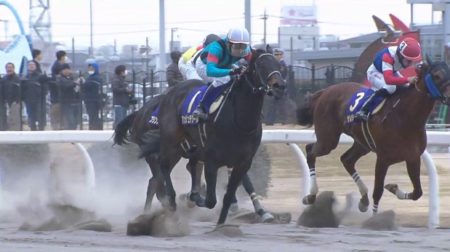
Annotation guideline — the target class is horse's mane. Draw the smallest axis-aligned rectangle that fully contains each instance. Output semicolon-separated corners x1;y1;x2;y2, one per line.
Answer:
250;48;267;64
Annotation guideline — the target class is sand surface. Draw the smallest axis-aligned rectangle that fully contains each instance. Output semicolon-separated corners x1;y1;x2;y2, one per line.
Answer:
1;126;450;251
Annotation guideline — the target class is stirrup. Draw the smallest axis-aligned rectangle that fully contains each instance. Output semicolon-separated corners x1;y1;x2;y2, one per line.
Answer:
193;106;208;120
355;111;369;121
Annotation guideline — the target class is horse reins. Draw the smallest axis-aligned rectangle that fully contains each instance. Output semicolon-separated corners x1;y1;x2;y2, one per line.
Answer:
249;53;282;94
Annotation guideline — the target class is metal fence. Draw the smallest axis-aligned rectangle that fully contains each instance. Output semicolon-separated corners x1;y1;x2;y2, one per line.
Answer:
285;64;355;106
1;63;448;131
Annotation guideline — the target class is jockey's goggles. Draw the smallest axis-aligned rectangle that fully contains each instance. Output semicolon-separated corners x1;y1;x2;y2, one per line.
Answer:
230;43;247;50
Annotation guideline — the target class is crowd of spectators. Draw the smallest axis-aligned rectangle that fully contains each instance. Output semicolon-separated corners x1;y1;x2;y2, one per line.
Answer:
0;49;136;131
0;44;294;131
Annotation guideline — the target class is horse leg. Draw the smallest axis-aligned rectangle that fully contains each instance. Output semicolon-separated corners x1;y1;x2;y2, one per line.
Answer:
159;151;181;212
186;158;205;207
203;161;219;209
227;168;239;213
340;142;370;212
372;157;389;214
143;155;164;213
303;134;340;205
241;173;274;222
217;162;251;225
385;157;423;201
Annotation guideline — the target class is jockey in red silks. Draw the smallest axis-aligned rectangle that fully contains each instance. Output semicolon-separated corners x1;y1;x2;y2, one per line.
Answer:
355;37;422;121
192;27;252;120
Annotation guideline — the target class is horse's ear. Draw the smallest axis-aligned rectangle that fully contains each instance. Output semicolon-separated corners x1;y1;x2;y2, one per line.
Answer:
266;44;273;54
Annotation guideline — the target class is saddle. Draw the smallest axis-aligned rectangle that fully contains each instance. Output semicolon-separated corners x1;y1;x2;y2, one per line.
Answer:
345;88;386;124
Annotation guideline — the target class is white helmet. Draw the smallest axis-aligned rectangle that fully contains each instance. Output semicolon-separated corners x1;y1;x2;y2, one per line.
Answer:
227;28;250;44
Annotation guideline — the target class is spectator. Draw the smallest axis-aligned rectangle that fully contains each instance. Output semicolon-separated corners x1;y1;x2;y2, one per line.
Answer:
51;50;67;79
2;63;21;130
166;51;183;87
32;49;43;74
0;64;10;130
48;50;67;130
21;61;48;131
325;66;335;85
112;65;131;128
57;63;82;130
82;62;103;130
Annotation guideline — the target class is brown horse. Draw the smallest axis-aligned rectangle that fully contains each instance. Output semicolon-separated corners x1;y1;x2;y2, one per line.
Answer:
297;56;450;214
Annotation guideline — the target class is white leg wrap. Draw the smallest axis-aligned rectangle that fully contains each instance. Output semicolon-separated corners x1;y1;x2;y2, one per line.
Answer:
250;193;263;212
395;188;409;200
372;204;378;214
352;172;368;195
309;167;318;195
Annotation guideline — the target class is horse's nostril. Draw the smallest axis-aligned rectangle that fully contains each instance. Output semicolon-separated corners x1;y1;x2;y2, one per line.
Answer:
273;83;285;90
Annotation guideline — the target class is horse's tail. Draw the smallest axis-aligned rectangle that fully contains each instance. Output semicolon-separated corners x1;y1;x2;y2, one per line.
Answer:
296;90;324;127
113;112;137;146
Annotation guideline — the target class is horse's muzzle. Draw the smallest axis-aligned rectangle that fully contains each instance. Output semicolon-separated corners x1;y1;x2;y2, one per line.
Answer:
270;76;286;99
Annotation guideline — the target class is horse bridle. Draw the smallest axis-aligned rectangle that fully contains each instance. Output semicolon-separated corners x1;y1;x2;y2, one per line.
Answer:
242;53;282;94
421;64;450;105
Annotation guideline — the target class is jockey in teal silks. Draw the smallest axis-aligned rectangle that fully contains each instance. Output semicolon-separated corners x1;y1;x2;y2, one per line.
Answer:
192;27;252;120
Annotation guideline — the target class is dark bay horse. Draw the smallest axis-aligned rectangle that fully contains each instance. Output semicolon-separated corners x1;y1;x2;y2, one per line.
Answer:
157;48;285;225
114;93;275;222
297;56;450;214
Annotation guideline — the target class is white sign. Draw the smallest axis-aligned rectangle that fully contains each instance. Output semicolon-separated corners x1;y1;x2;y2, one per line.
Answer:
280;5;317;26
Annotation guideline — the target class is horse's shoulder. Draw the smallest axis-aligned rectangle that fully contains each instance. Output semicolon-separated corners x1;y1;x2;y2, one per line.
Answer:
393;85;413;97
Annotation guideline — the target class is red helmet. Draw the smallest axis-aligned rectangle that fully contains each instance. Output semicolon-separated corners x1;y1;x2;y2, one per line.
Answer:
397;38;421;61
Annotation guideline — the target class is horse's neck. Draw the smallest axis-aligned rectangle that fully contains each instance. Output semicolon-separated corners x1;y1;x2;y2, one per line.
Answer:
398;87;435;127
231;81;265;133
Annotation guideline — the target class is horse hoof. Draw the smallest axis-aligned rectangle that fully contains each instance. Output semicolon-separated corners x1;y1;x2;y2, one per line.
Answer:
229;203;239;213
261;212;275;223
358;194;369;212
384;184;398;194
359;202;368;212
302;194;316;205
205;199;217;209
188;192;205;208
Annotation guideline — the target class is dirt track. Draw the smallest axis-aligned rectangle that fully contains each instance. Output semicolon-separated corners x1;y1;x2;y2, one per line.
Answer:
1;125;450;251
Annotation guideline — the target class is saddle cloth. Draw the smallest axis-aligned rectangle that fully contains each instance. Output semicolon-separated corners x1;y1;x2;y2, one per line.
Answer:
180;84;228;125
345;88;386;124
148;84;228;128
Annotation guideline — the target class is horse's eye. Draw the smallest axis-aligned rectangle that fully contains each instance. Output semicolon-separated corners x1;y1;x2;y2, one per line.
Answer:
433;74;442;83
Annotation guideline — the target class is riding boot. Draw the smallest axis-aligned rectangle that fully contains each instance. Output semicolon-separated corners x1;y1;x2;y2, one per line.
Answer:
193;84;216;120
354;88;390;121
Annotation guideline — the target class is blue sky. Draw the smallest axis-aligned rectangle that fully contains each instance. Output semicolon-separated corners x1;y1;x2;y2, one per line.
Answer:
2;0;433;51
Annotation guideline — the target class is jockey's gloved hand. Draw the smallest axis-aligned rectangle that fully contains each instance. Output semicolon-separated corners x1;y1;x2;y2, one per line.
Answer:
408;76;418;84
230;65;246;76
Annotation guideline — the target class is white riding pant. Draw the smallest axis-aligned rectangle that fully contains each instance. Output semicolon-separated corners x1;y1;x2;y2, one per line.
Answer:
195;58;230;87
178;55;202;81
367;67;398;94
